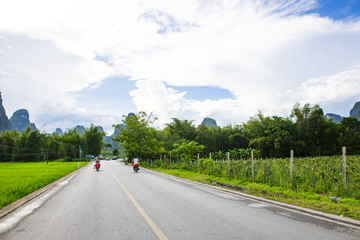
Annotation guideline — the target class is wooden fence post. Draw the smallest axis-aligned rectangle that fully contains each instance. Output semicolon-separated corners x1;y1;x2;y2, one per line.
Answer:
290;150;294;185
197;153;199;172
263;159;266;184
227;152;230;176
342;146;347;193
312;160;316;191
251;150;254;182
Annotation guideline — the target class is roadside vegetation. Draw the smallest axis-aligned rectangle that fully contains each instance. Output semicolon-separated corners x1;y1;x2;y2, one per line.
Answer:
113;103;360;161
0;124;105;162
112;103;360;220
0;162;87;209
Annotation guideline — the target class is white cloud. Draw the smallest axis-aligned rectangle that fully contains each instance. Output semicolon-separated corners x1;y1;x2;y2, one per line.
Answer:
298;68;360;103
0;0;360;132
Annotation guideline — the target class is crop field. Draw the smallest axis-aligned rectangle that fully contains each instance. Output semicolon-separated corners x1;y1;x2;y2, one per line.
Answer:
0;162;87;209
147;155;360;198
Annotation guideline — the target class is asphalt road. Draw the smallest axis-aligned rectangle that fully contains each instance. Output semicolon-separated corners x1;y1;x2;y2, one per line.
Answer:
1;160;360;240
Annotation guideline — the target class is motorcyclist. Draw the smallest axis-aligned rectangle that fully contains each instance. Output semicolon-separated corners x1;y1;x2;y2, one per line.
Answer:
125;156;128;165
94;157;101;169
132;157;139;170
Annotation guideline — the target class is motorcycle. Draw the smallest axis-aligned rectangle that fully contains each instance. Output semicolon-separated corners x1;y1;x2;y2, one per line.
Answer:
94;161;101;171
125;159;128;165
133;163;139;172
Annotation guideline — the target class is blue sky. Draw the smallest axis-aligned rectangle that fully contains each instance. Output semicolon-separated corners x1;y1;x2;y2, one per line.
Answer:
308;0;360;20
75;77;137;113
165;84;235;101
1;0;360;134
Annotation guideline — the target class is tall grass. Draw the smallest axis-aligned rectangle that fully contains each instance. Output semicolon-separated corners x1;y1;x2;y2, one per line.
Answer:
144;155;360;198
0;162;87;209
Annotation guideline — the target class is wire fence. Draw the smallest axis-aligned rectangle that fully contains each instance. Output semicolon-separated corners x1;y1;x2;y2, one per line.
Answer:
144;148;360;197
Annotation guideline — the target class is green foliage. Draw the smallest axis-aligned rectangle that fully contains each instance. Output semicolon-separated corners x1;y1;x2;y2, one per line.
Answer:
165;118;197;141
171;140;205;162
2;102;360;163
147;154;360;198
112;148;119;156
153;103;356;159
212;148;260;159
112;112;164;160
339;117;360;154
84;124;105;156
0;124;104;162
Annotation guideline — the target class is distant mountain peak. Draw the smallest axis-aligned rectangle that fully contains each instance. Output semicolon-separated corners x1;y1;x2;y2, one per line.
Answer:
10;109;37;132
54;128;63;136
201;117;217;127
325;113;343;123
0;92;12;132
350;101;360;120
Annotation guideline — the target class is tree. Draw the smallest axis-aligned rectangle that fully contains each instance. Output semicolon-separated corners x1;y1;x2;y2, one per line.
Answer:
291;103;327;156
339;117;360;154
171;140;205;162
196;124;216;155
243;112;298;158
165;118;197;141
0;130;20;162
24;129;42;161
113;112;163;160
84;125;104;156
112;148;119;156
155;128;184;153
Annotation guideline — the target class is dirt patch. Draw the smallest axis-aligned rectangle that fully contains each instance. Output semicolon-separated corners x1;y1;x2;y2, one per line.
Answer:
207;179;245;192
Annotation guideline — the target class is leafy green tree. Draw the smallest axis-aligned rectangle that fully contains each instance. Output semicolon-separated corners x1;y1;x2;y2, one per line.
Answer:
16;125;32;161
40;133;53;161
58;134;75;159
243;112;298;158
113;112;163;160
155;128;184;153
24;129;42;161
339;117;360;154
196;124;216;155
213;126;231;152
84;124;105;156
67;128;83;159
165;118;197;141
291;103;327;156
0;130;20;162
171;140;205;162
320;119;340;155
227;125;248;150
49;133;62;160
112;148;119;156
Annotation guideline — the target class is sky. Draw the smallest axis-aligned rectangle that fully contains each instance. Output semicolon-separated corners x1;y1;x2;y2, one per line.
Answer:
1;0;360;135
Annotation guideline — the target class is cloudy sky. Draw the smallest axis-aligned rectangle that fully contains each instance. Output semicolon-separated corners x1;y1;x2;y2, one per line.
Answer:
1;0;360;135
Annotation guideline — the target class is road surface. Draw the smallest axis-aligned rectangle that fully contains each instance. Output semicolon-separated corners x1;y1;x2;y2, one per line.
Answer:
1;160;360;240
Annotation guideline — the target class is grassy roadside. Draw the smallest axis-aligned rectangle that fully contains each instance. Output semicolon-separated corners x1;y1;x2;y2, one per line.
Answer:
146;167;360;220
0;162;87;209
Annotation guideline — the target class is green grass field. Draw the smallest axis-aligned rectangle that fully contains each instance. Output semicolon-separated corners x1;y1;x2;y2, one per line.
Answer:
0;162;87;209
